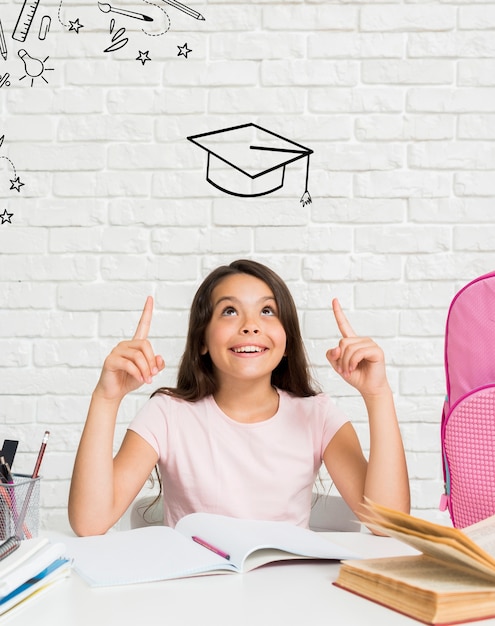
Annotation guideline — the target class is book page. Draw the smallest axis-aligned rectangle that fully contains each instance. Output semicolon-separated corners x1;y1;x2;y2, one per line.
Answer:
63;526;236;587
376;527;495;582
341;555;495;592
362;501;495;570
175;513;359;572
464;516;495;557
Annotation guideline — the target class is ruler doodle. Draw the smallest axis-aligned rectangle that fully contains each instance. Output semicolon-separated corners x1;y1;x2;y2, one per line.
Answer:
12;0;40;42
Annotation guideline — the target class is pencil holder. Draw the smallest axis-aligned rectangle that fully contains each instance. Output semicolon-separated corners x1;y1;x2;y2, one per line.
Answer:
0;474;40;541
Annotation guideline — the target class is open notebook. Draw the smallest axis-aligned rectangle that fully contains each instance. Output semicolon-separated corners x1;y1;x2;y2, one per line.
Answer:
63;512;359;587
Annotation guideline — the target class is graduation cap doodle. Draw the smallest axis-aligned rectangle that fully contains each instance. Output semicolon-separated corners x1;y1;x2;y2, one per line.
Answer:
187;123;313;206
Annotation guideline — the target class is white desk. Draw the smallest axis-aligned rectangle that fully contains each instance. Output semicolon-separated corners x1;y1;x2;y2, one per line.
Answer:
4;532;495;626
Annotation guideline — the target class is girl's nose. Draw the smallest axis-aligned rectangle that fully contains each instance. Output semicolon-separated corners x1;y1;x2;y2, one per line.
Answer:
241;323;260;334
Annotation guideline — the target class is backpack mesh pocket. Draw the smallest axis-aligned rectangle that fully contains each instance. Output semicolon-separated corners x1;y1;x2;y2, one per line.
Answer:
444;385;495;528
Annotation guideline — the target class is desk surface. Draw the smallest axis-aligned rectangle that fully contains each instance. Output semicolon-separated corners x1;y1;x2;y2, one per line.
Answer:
4;532;495;626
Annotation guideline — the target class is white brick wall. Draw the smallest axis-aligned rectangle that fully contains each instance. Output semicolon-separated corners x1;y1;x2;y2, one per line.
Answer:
1;0;495;532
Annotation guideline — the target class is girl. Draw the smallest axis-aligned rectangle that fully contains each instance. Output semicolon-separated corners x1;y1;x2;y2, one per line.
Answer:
68;259;409;536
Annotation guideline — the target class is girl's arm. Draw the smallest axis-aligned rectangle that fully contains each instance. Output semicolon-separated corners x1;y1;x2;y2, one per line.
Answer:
68;297;164;536
323;299;410;524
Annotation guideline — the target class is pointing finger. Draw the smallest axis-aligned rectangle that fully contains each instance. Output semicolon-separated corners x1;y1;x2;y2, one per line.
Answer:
332;298;357;339
133;296;154;341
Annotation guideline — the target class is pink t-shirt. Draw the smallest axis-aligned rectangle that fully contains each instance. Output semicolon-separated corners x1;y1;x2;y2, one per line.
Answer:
128;389;348;528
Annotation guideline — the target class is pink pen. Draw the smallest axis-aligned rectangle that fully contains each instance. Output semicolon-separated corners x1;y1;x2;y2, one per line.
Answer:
192;536;230;560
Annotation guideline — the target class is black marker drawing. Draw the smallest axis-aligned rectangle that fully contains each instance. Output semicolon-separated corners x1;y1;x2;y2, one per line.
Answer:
0;72;10;87
136;50;151;64
0;136;25;195
57;0;83;33
98;2;153;23
141;0;170;37
38;15;51;40
12;0;39;42
68;18;84;33
104;19;128;53
0;208;13;224
0;18;7;59
10;177;24;192
177;42;191;58
162;0;204;21
187;123;313;205
18;48;54;86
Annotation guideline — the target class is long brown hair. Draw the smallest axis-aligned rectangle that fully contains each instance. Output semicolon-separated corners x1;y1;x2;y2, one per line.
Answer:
152;259;320;400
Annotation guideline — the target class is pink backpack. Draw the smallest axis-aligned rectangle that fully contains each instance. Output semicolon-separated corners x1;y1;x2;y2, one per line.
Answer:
440;271;495;528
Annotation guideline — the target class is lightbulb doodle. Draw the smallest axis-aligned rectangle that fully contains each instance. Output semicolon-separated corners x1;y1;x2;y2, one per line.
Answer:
0;2;57;89
18;48;54;86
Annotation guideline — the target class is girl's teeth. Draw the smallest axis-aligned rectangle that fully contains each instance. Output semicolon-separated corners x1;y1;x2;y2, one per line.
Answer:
233;346;263;353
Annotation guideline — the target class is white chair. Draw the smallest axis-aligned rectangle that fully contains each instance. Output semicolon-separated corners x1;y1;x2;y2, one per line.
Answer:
129;492;360;532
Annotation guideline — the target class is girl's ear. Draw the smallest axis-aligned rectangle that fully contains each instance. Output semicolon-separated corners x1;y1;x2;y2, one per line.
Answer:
200;344;208;355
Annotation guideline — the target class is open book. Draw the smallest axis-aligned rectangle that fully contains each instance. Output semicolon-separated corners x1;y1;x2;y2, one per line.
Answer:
63;512;358;587
335;501;495;625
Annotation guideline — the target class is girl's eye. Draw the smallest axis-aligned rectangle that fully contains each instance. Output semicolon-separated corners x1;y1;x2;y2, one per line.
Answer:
221;306;237;316
261;306;276;316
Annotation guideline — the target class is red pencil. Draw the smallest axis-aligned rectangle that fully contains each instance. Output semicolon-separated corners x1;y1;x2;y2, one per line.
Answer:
32;431;49;478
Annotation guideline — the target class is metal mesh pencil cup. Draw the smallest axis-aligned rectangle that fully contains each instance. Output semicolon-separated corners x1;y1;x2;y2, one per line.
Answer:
0;474;40;541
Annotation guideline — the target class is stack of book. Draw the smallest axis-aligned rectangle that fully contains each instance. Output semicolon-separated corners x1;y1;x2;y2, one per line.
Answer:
0;536;70;617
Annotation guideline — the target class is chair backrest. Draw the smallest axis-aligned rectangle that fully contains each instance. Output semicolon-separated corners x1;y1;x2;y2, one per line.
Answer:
129;493;360;532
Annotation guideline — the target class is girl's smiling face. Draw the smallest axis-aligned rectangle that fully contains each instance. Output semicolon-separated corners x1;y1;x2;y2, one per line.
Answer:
202;273;287;388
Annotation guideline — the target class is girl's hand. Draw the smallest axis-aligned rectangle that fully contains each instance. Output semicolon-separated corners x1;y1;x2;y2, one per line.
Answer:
326;298;389;398
94;296;165;402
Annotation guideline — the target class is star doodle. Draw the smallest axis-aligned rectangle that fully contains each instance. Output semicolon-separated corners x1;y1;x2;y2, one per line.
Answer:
10;176;24;192
69;18;84;33
0;209;13;224
136;50;151;65
177;43;192;59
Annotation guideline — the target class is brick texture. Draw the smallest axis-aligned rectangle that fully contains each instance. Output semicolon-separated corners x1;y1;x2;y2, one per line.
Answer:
1;0;495;530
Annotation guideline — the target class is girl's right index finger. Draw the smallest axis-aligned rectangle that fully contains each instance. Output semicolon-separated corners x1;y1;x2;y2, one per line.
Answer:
133;296;154;340
332;298;357;339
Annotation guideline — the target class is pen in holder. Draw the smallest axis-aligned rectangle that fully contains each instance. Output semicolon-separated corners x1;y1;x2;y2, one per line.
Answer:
0;474;40;541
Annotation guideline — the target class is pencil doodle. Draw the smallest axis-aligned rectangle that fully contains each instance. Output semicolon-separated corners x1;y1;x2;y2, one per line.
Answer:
0;17;8;59
187;123;313;205
177;42;191;58
18;49;54;86
0;208;13;224
162;0;204;21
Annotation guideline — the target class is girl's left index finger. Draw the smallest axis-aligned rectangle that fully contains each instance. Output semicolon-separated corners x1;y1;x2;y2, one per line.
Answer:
332;298;357;338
